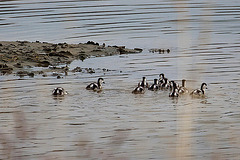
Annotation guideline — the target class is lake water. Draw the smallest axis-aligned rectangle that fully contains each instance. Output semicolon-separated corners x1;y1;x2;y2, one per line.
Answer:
0;0;240;159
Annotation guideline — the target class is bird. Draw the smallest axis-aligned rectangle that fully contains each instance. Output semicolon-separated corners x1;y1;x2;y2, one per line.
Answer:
190;83;207;96
86;78;105;91
132;84;145;94
52;87;68;96
159;73;170;89
169;81;179;97
178;79;189;94
159;73;165;84
138;77;149;88
148;79;159;91
160;77;170;89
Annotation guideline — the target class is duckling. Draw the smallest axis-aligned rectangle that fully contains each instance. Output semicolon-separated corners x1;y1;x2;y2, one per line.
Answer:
138;77;149;88
159;73;165;85
178;79;189;94
160;77;170;89
148;79;159;91
169;81;179;97
86;78;105;91
52;87;68;96
132;84;145;94
159;73;170;89
190;83;207;96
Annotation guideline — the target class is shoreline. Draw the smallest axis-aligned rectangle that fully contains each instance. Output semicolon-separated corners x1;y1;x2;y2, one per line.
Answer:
0;41;142;76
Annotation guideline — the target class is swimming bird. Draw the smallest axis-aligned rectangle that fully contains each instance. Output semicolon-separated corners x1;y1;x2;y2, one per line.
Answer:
160;77;170;89
138;77;149;88
52;87;68;96
190;83;207;96
178;79;189;94
132;84;145;94
148;79;159;91
159;73;165;84
169;81;179;97
159;73;170;89
86;78;105;91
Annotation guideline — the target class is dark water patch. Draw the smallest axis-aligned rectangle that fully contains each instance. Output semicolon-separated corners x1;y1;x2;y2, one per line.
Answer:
0;22;15;26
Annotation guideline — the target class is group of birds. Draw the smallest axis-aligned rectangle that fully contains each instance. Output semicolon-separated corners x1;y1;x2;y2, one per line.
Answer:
52;73;207;97
132;73;207;97
52;77;105;96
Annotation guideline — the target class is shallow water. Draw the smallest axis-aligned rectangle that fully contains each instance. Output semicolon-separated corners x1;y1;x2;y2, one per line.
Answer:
0;0;240;159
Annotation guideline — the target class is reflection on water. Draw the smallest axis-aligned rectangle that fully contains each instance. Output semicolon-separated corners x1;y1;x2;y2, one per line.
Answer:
0;0;240;159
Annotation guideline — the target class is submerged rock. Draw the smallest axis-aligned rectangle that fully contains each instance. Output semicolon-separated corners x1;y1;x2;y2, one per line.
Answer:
85;68;95;74
149;48;170;54
72;67;82;72
16;71;34;77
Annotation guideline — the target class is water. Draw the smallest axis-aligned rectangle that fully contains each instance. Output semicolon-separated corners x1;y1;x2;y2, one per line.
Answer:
0;0;240;159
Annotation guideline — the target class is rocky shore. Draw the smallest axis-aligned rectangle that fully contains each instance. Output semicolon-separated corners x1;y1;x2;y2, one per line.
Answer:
0;41;142;76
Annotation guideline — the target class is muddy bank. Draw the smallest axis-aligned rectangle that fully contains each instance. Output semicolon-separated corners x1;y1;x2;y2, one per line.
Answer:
0;41;142;75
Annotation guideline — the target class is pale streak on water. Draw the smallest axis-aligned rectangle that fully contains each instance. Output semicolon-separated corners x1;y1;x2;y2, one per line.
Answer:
0;0;240;159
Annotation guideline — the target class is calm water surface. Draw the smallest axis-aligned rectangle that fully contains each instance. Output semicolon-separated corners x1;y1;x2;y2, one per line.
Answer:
0;0;240;159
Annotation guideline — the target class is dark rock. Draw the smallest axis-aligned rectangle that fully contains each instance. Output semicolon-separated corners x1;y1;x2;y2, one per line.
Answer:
58;43;68;48
38;71;44;74
86;41;99;45
49;52;56;56
58;50;72;56
118;47;137;54
134;48;143;52
62;65;69;71
38;61;50;67
78;53;88;61
43;47;52;53
0;64;13;73
0;64;8;68
49;51;72;57
52;44;58;48
85;68;95;74
149;48;170;54
113;45;125;49
52;72;60;76
16;71;29;77
28;72;34;77
72;67;82;72
13;63;23;68
0;64;13;74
